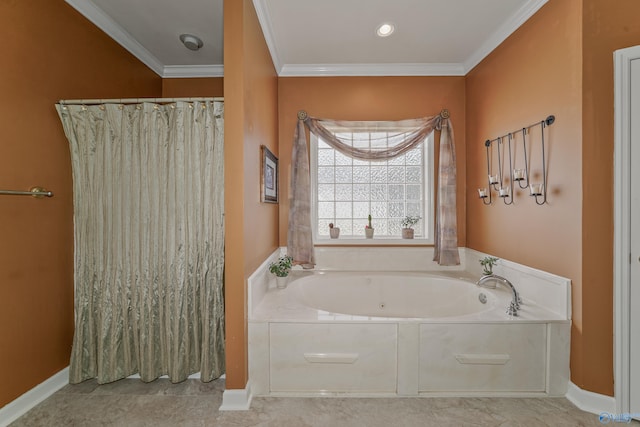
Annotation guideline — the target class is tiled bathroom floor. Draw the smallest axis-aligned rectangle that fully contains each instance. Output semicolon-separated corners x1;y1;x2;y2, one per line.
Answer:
9;378;634;427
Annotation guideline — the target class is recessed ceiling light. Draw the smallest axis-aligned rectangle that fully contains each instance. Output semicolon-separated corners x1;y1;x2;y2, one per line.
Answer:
376;23;395;37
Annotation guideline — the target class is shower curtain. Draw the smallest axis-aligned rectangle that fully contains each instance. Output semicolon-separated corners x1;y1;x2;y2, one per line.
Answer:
56;100;225;384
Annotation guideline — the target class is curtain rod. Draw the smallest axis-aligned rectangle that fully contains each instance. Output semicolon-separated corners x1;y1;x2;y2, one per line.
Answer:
297;109;450;120
58;97;223;105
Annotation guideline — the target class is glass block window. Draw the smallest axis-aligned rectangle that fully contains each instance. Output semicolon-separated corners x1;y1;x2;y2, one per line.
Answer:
311;130;433;241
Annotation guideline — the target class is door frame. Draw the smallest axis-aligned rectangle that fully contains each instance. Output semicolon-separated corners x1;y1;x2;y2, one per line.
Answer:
614;44;640;414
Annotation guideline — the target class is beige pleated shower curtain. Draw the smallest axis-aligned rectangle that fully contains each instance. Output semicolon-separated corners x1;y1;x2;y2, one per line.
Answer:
56;99;225;384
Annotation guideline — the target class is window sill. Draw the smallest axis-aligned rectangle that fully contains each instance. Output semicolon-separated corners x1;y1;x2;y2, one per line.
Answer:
314;238;433;246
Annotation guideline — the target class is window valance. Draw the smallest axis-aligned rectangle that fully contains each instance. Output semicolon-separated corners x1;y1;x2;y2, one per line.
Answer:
288;109;460;267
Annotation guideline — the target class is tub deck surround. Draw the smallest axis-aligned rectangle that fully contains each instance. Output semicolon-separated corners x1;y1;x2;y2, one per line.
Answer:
311;246;466;273
248;247;571;399
464;248;572;319
252;271;566;323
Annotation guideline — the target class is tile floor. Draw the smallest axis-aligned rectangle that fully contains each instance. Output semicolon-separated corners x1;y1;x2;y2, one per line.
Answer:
9;378;635;427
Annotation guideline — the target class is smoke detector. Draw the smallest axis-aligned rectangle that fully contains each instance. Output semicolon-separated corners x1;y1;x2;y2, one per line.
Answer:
180;34;204;51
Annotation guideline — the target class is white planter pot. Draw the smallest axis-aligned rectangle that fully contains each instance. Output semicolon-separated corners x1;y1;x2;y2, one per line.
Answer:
365;228;374;239
402;228;414;239
275;276;288;289
329;227;340;239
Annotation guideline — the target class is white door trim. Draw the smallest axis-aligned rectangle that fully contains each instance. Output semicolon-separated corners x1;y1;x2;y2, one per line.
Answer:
613;44;640;414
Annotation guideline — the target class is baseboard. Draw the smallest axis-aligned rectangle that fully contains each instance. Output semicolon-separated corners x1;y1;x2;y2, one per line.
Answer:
566;381;616;415
219;382;252;411
0;367;69;427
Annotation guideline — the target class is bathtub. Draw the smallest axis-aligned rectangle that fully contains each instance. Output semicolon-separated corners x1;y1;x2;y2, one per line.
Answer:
290;273;497;319
249;270;571;398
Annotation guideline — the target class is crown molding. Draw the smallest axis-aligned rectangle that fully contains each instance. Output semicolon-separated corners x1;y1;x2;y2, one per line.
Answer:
162;65;224;78
68;0;547;79
279;63;466;77
463;0;549;73
65;0;164;76
252;0;283;74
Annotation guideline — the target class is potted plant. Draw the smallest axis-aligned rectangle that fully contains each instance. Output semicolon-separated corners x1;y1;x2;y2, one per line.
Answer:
269;255;293;289
479;256;499;276
329;222;340;239
400;215;421;239
365;214;374;239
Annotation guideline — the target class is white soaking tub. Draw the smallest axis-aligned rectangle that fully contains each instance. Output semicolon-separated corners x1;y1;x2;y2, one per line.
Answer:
249;271;571;398
290;273;497;319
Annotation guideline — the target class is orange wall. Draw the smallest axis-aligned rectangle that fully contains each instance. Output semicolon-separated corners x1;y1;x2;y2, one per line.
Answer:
581;0;640;395
466;0;584;390
223;0;279;390
277;77;466;246
0;0;161;407
162;78;224;98
466;0;583;278
468;0;640;397
466;0;592;393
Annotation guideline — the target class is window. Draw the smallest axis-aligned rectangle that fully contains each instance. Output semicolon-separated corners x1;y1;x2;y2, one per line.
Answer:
311;129;434;242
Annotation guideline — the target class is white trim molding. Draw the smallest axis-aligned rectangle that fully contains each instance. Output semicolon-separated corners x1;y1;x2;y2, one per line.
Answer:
64;0;165;76
566;381;616;416
252;0;283;74
219;382;253;411
0;367;69;427
613;44;640;415
162;65;224;78
279;63;465;77
463;0;548;73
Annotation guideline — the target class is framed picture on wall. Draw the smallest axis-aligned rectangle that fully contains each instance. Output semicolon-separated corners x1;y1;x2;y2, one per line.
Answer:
261;145;279;203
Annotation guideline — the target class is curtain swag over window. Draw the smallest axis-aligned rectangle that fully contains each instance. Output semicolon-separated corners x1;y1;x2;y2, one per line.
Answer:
288;109;460;266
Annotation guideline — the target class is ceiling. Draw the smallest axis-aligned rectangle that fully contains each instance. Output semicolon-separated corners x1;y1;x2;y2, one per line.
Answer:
65;0;548;78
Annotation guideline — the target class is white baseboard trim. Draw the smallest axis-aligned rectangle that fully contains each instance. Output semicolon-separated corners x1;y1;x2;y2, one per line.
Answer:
566;381;616;415
219;382;252;411
0;367;69;427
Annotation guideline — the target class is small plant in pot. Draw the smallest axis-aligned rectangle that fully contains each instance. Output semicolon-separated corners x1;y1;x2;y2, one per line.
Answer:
329;222;340;239
269;255;293;289
479;256;499;276
400;215;421;239
365;214;374;239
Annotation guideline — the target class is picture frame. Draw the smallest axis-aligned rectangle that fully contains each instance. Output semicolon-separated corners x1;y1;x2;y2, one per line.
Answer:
261;145;279;203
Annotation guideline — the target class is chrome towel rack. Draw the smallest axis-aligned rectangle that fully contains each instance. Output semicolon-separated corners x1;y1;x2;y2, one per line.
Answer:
0;187;53;198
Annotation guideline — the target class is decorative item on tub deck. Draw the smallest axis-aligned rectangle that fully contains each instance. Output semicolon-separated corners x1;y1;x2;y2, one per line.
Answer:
365;214;374;239
328;222;340;239
400;215;421;239
479;256;499;276
269;255;293;289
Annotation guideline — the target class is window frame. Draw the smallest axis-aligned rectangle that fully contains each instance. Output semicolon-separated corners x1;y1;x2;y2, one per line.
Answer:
310;130;435;245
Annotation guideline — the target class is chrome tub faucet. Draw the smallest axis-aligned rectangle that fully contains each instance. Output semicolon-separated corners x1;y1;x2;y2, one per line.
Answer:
476;274;522;316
